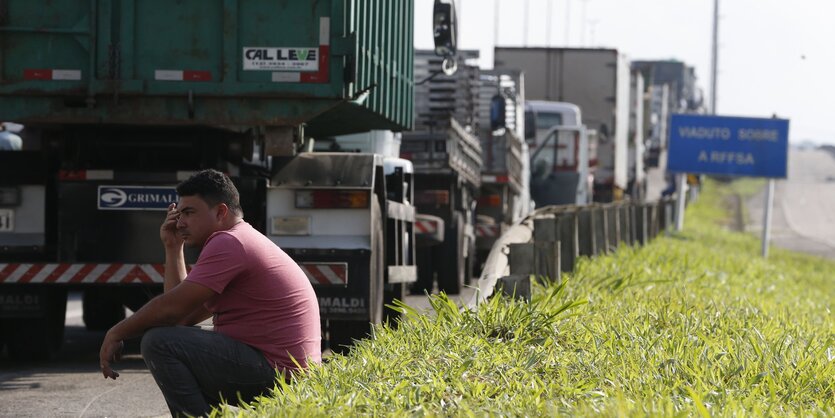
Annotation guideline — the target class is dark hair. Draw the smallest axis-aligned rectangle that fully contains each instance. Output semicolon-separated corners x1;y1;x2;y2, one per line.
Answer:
176;169;243;216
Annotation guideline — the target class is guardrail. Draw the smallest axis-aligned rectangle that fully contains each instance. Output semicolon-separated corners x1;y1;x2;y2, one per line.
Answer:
466;197;678;308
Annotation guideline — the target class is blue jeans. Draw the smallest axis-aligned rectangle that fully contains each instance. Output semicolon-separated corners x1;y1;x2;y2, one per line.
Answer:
141;326;278;417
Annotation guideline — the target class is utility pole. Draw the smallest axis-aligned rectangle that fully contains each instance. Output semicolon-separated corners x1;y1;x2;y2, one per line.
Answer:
710;0;719;114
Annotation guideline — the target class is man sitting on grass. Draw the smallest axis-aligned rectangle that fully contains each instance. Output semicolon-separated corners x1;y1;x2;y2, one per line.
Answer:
99;169;321;417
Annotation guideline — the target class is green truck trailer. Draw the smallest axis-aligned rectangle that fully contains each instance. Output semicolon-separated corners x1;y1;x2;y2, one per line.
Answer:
0;0;427;359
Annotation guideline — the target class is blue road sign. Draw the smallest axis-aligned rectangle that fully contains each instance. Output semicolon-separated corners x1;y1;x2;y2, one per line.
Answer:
98;186;178;210
667;114;789;178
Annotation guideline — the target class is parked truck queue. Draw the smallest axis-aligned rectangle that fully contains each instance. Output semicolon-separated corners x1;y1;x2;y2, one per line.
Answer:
0;0;706;360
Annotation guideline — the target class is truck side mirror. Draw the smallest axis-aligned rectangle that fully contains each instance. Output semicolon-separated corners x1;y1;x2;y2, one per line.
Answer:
490;95;506;131
433;0;457;75
433;0;457;57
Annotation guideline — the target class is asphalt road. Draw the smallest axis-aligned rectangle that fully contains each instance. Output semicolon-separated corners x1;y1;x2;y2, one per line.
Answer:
0;292;170;418
746;147;835;259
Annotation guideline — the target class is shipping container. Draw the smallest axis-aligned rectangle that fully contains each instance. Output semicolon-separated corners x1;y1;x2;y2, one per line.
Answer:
0;0;414;136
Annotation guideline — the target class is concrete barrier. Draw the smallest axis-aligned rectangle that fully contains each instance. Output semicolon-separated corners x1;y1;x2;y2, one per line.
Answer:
577;209;595;257
467;199;675;309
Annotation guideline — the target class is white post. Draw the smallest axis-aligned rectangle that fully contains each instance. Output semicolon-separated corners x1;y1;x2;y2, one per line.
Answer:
761;179;775;257
675;174;687;231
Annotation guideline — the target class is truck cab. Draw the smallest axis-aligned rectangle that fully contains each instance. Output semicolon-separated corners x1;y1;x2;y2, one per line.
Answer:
525;101;594;206
266;131;416;351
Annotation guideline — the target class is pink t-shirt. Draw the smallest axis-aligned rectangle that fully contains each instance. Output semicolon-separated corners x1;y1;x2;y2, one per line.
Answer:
185;221;321;371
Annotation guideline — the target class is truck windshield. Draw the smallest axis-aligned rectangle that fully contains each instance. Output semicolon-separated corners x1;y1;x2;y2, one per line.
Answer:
535;112;563;130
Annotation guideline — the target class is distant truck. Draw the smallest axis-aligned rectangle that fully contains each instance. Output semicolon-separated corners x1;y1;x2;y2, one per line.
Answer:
473;70;530;270
631;60;707;168
495;47;632;202
524;101;594;206
404;51;482;295
0;0;421;359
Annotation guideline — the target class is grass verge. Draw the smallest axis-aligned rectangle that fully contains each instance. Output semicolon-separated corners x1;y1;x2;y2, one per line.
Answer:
220;180;835;416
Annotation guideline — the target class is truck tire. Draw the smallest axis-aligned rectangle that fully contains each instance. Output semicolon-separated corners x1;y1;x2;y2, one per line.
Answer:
437;212;465;295
328;198;384;354
5;289;67;361
83;288;126;331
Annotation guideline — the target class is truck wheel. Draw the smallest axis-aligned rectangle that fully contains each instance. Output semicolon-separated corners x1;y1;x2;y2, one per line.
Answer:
328;198;385;354
83;288;126;331
437;212;465;295
5;289;67;361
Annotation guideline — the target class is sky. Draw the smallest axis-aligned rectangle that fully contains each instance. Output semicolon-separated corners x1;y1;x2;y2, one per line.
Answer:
415;0;835;144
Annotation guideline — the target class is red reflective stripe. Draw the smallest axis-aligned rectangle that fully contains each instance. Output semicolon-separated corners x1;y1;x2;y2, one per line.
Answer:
152;264;165;276
69;264;97;283
183;70;212;81
0;264;20;282
24;69;52;80
44;264;72;283
59;170;87;180
329;265;347;283
96;264;122;283
18;264;46;284
419;221;437;233
122;266;153;284
415;221;436;234
304;265;332;285
496;175;509;183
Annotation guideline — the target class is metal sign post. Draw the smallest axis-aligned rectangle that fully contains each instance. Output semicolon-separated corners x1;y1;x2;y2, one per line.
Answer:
675;174;687;231
761;179;775;257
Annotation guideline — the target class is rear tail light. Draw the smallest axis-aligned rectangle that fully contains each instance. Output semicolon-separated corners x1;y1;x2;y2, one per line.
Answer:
295;190;370;209
415;190;450;205
58;170;114;181
478;194;502;207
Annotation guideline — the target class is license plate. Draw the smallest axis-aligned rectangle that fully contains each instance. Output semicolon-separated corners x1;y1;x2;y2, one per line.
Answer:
0;208;13;232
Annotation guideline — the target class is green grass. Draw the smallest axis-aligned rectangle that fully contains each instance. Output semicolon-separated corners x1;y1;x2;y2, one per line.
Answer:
219;180;835;417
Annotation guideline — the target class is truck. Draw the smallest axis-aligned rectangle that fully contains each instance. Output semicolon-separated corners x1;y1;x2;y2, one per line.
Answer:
631;60;707;168
494;47;632;202
404;50;482;295
0;0;425;359
473;70;531;271
524;101;594;206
